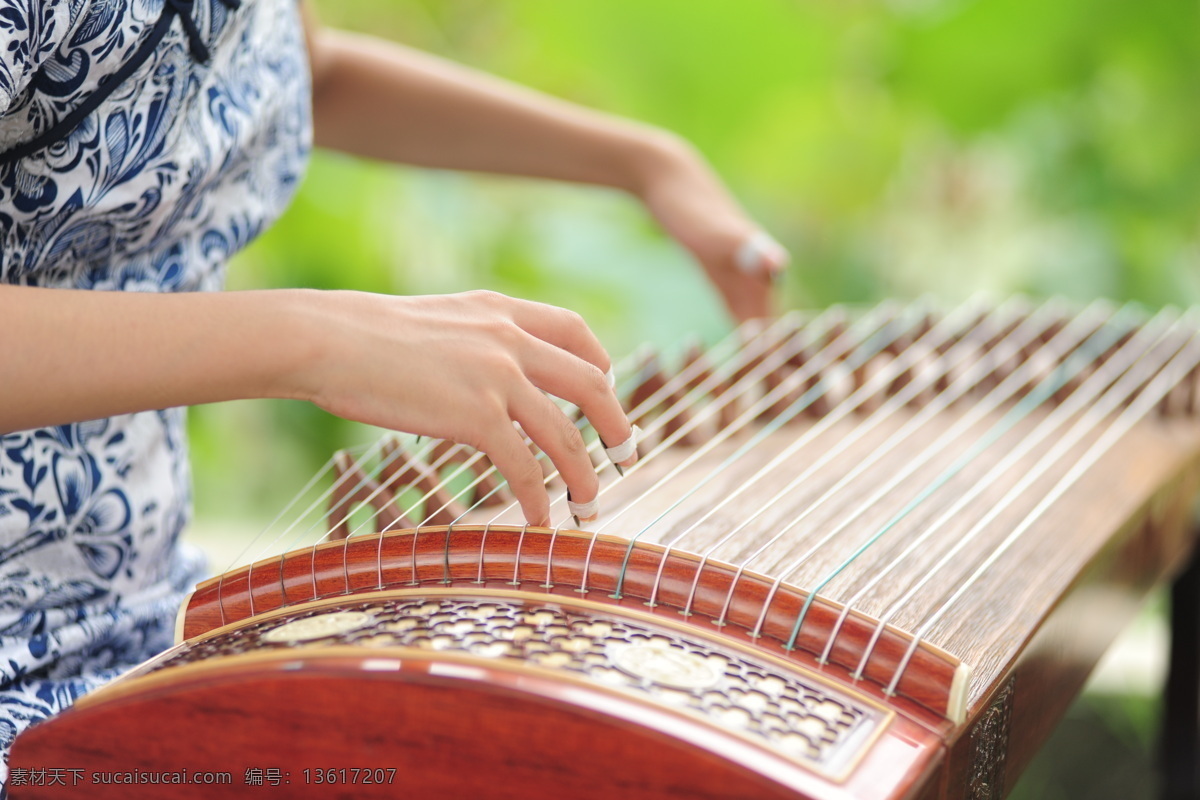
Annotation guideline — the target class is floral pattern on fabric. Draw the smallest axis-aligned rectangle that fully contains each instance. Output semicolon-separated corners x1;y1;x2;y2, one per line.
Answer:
0;0;312;790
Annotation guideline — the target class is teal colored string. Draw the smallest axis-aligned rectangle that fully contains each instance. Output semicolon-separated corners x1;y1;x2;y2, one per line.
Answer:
782;308;1140;650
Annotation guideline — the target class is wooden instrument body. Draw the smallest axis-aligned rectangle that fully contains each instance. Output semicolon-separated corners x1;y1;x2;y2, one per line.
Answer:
12;306;1200;798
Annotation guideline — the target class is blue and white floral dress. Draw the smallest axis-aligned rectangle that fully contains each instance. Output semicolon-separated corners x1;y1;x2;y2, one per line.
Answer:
0;0;311;787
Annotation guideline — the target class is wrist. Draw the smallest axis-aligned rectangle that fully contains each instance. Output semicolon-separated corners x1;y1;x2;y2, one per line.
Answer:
251;288;331;404
619;128;696;199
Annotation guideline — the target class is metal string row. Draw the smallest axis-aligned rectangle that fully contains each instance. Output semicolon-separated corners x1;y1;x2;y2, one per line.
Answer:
833;305;1178;675
761;304;1143;648
693;299;1100;625
887;316;1200;696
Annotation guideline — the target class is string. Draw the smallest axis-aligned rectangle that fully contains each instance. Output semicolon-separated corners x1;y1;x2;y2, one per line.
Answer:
404;369;640;530
319;439;457;542
219;441;371;575
253;439;435;614
343;440;488;538
252;337;659;566
885;317;1200;697
437;313;810;586
261;341;648;589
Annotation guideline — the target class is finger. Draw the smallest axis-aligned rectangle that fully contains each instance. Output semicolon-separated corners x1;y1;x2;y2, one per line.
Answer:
500;297;612;375
479;420;551;527
519;337;633;465
509;385;601;523
709;265;772;322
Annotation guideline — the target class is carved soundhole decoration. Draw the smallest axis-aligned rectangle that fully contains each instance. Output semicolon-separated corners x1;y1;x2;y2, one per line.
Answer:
260;610;373;643
156;595;886;775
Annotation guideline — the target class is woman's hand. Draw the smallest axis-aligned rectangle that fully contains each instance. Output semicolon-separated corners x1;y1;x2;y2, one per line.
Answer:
633;135;790;322
290;289;635;526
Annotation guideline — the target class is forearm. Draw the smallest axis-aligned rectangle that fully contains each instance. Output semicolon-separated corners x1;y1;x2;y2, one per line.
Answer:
0;286;312;433
302;17;784;321
309;28;676;193
1;284;633;525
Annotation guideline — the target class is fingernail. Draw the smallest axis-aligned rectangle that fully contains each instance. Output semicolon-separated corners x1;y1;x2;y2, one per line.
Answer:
604;425;642;469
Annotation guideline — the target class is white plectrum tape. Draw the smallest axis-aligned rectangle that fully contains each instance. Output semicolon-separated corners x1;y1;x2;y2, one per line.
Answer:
567;496;600;521
735;231;784;275
606;366;616;388
605;425;642;464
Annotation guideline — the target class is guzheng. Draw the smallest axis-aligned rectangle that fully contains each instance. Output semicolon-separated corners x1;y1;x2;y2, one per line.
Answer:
12;299;1200;799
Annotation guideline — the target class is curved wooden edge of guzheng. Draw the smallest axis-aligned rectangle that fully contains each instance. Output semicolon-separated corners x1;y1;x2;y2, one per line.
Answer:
13;587;946;800
177;526;972;724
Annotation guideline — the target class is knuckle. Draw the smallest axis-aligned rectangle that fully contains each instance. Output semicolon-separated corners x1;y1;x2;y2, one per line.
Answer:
467;289;507;307
563;311;598;347
556;415;586;459
474;404;512;444
581;364;610;399
494;355;525;385
489;319;526;349
513;453;546;490
560;307;587;332
462;431;489;454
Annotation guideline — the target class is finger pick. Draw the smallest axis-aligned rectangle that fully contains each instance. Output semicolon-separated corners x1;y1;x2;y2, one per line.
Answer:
567;491;600;526
604;425;642;470
736;231;790;280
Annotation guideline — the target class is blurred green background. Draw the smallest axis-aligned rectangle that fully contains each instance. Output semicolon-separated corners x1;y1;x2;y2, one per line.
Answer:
186;0;1200;796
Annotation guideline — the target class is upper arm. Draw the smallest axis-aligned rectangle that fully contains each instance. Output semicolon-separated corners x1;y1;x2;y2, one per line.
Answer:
300;1;336;99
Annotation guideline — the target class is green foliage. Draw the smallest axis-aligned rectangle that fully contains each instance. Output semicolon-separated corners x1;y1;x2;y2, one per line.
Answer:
189;0;1200;519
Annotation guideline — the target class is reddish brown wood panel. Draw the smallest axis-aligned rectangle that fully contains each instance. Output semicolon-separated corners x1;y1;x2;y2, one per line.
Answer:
10;652;944;800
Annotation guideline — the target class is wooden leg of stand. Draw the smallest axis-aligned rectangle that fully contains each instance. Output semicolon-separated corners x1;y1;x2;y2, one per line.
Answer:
1162;543;1200;800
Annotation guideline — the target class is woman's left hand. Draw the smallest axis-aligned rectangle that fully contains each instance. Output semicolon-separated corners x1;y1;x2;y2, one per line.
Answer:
633;134;789;322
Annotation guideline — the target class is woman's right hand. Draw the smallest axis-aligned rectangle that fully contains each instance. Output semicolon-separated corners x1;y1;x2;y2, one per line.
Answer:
287;289;634;526
0;285;621;527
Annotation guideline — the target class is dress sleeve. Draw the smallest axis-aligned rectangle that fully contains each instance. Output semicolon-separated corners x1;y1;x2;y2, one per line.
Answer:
0;1;73;116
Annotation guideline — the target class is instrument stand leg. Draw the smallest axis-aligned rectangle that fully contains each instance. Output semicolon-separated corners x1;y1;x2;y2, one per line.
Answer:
1162;541;1200;800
